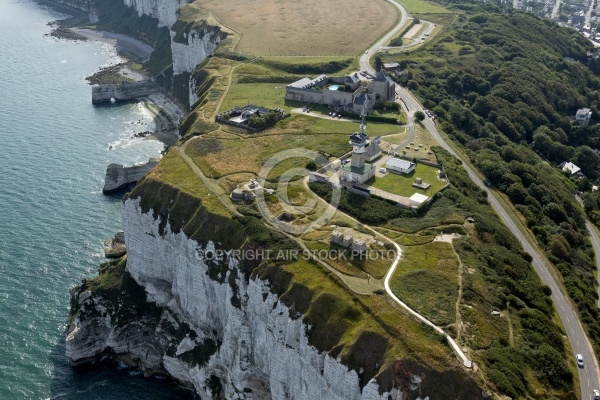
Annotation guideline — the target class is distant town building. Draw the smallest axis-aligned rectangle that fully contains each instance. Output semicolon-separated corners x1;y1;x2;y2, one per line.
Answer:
576;108;592;126
572;12;586;25
386;158;416;175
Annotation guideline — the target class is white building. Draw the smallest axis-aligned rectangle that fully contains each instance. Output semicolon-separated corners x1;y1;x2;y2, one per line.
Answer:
576;108;592;126
386;158;416;175
558;161;584;177
409;193;429;207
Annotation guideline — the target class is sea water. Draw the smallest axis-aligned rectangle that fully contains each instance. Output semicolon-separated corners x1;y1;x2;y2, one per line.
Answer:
0;1;187;398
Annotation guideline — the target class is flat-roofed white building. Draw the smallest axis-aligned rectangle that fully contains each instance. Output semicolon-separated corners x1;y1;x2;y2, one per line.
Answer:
386;158;416;175
409;193;429;207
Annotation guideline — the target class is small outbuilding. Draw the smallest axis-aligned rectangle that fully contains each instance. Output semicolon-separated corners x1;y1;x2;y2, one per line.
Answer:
386;158;416;175
409;193;429;207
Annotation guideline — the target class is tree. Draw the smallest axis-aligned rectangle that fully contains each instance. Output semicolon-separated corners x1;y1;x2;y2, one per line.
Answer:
374;55;383;72
414;110;425;121
305;160;318;171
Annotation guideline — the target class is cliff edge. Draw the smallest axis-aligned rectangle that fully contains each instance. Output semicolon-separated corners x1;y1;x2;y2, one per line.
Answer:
67;150;485;399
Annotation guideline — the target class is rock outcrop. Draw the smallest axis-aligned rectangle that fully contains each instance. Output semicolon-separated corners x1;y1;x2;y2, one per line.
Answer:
92;81;160;104
102;158;159;194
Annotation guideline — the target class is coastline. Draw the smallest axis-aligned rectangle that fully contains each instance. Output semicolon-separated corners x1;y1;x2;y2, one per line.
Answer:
73;28;154;60
142;93;185;147
71;28;186;148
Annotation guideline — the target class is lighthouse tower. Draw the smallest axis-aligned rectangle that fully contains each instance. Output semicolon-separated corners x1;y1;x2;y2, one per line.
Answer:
350;110;368;168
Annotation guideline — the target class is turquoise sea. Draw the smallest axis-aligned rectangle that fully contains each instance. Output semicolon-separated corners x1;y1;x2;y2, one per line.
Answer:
0;1;187;398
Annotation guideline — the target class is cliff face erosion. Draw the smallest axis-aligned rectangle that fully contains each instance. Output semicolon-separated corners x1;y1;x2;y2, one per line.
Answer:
66;177;484;399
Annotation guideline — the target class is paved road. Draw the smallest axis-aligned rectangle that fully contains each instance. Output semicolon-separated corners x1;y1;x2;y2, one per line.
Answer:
551;0;561;19
361;5;600;396
586;219;600;309
576;196;600;308
379;20;434;51
406;87;600;399
586;0;595;27
359;0;408;72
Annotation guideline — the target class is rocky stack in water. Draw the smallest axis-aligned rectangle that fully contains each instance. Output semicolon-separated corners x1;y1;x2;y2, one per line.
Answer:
102;158;159;194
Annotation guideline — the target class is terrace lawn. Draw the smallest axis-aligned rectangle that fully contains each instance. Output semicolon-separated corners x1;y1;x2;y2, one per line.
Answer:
369;163;446;198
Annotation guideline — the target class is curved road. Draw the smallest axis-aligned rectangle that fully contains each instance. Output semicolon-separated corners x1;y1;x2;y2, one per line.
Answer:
576;195;600;308
404;87;600;398
360;6;600;396
359;0;409;72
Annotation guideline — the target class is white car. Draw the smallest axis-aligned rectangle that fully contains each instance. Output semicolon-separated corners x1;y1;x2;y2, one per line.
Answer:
365;50;368;54
379;168;387;173
576;353;584;368
593;389;600;400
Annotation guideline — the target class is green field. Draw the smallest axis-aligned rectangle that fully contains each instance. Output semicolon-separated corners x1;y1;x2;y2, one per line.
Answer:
369;163;446;197
390;241;458;325
220;82;288;112
396;0;452;14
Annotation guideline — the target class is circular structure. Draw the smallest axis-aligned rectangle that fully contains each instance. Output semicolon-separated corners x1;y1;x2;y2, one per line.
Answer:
255;148;340;235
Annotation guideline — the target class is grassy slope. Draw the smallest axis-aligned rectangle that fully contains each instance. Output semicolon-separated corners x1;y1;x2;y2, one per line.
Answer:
125;149;482;394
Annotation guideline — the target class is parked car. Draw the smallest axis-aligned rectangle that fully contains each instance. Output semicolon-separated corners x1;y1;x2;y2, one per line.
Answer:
576;354;584;368
379;168;387;173
593;389;600;400
337;114;342;118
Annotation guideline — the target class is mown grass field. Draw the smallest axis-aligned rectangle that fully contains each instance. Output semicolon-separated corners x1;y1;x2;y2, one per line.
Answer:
396;0;452;14
390;241;458;325
370;163;446;197
201;0;398;55
220;82;288;112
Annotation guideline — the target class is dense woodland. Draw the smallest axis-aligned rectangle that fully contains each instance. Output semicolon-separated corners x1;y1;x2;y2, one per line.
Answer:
388;0;600;378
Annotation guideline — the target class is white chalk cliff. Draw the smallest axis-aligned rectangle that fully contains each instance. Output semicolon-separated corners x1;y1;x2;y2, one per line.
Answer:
123;0;189;27
66;199;403;399
117;0;222;106
171;29;222;75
